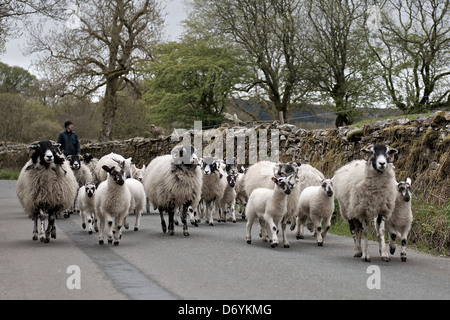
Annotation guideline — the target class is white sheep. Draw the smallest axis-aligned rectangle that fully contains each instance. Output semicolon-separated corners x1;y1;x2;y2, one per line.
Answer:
383;178;413;262
131;164;146;182
244;161;300;248
16;140;78;243
93;152;132;185
333;144;398;262
245;173;295;248
296;178;334;246
143;145;203;236
200;157;227;226
77;182;97;234
123;178;146;231
95;159;131;246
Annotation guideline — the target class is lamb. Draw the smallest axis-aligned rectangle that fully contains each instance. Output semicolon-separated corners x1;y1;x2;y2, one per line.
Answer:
333;144;398;262
131;164;146;182
234;166;248;220
200;157;227;226
218;169;237;223
77;182;97;234
95;159;131;246
143;145;203;236
16;140;78;243
244;161;300;248
382;178;413;262
245;172;295;248
93;152;132;185
296;178;334;246
123;178;146;231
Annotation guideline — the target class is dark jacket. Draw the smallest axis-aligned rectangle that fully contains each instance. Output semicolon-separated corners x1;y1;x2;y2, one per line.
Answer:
57;130;81;157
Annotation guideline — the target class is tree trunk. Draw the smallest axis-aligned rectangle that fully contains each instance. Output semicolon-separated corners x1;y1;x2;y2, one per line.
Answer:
100;77;119;141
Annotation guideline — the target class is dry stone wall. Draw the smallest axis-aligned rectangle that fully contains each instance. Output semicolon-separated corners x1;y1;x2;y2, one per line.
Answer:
1;111;449;200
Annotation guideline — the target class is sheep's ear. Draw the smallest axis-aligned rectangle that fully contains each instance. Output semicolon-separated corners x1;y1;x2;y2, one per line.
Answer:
67;155;72;161
271;177;278;184
142;164;146;170
28;142;41;150
102;165;111;173
112;158;124;168
406;177;412;185
388;147;398;155
361;146;374;155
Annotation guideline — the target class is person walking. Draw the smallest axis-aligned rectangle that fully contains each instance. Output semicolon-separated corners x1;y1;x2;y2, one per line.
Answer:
57;120;81;157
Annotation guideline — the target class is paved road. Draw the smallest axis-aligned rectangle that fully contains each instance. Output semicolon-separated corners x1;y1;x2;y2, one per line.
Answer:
1;180;449;300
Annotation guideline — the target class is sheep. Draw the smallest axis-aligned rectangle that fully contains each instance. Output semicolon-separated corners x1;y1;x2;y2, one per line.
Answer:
93;152;132;185
200;157;227;226
218;169;237;223
123;178;146;231
143;145;202;236
77;182;97;234
245;172;296;248
380;178;413;262
244;161;300;248
67;155;93;187
296;178;334;246
333;144;398;262
82;153;98;176
16;140;78;243
95;159;131;246
235;166;248;220
131;164;146;182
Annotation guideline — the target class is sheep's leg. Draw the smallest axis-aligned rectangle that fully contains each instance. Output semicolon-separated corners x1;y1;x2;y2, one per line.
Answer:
159;208;167;233
245;210;255;244
168;207;175;235
98;215;105;245
258;217;268;242
311;215;324;246
134;209;142;231
230;203;236;223
389;232;396;255
106;215;114;244
321;215;332;241
265;216;278;248
376;215;390;262
38;211;46;243
351;219;363;258
87;212;94;234
206;202;214;226
123;217;130;230
281;216;290;248
181;205;190;236
32;214;39;241
81;211;87;230
113;215;122;246
361;219;371;262
45;214;56;242
400;227;409;262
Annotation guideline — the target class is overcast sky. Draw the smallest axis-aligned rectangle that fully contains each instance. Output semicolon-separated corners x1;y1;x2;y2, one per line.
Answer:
0;0;188;75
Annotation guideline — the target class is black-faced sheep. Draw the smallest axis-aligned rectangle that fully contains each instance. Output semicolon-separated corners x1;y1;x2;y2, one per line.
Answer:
143;145;203;236
16;140;78;243
200;157;227;226
95;159;131;246
333;144;398;262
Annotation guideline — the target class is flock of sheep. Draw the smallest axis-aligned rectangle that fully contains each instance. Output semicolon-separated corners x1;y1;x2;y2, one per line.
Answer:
15;140;413;262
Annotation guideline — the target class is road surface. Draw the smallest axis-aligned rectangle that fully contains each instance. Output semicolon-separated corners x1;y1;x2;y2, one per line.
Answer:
1;180;449;300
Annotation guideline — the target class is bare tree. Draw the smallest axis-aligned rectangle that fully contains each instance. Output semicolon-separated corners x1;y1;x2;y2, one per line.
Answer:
28;0;164;141
187;0;310;121
364;0;450;113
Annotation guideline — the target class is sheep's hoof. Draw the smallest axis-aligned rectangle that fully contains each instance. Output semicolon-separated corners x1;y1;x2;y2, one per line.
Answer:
88;231;93;235
296;235;304;240
169;230;175;236
271;243;278;248
183;231;190;237
283;244;290;248
318;242;323;246
354;252;363;258
401;254;407;262
209;222;214;226
108;239;112;244
82;223;86;229
114;242;119;246
390;247;396;254
44;238;50;243
232;220;236;223
381;256;390;262
99;240;104;245
32;234;38;241
246;240;252;244
134;227;139;231
363;257;371;262
194;221;198;227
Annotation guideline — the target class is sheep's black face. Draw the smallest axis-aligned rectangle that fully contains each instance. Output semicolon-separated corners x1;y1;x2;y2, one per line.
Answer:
273;176;291;195
68;155;82;170
398;178;412;202
226;173;237;188
85;183;96;198
102;165;125;186
29;140;64;168
202;157;220;176
362;144;398;173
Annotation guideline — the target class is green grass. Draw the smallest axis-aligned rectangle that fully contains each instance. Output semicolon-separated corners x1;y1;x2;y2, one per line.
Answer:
351;112;434;128
0;169;20;180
